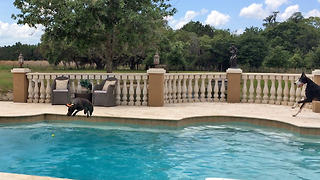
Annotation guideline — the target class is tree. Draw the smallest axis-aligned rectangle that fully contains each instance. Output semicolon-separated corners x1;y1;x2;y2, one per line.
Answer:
181;21;214;38
12;0;176;72
263;11;279;28
263;46;290;69
237;33;268;70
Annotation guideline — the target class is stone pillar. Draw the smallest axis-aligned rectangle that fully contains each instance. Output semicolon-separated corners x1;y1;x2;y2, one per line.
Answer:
226;68;242;103
147;68;165;107
312;69;320;112
11;68;31;103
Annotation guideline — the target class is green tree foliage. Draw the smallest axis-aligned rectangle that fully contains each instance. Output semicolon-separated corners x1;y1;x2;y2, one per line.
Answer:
12;0;176;72
263;46;290;69
237;29;268;70
0;42;42;60
181;21;214;38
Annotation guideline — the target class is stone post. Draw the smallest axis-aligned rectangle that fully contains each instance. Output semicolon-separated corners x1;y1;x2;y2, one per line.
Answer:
147;68;165;107
226;68;242;103
312;69;320;112
11;68;31;103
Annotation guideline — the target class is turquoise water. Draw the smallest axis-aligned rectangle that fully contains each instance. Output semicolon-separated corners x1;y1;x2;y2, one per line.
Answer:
0;122;320;180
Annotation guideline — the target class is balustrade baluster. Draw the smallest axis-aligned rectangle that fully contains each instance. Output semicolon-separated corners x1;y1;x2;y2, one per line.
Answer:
164;76;168;104
241;75;247;103
115;75;121;105
276;75;283;105
200;74;206;102
213;75;219;102
289;76;296;106
262;75;269;104
207;74;213;102
128;75;135;106
188;75;193;102
39;75;46;103
168;75;173;103
27;74;34;103
182;75;187;103
282;76;289;105
248;75;255;103
269;75;276;104
33;75;39;103
69;75;75;100
177;75;183;103
194;75;200;102
255;75;262;103
142;75;148;106
135;75;141;106
121;76;128;105
45;75;51;103
220;74;226;102
76;75;82;93
172;75;177;103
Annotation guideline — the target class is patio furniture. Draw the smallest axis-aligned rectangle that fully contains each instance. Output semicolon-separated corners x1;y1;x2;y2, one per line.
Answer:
92;77;118;107
51;76;71;105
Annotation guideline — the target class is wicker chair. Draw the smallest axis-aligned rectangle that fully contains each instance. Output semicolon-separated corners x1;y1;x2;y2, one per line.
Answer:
92;77;118;107
51;76;71;105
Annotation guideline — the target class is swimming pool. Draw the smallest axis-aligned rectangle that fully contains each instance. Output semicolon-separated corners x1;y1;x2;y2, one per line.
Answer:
0;122;319;180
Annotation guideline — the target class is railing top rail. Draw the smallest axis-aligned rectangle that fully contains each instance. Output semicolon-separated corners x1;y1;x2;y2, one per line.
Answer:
242;72;313;77
164;72;227;75
26;72;148;76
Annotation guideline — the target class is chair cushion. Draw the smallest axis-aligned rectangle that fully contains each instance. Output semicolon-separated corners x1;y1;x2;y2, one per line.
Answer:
94;90;107;94
102;80;116;91
53;89;68;92
55;80;68;90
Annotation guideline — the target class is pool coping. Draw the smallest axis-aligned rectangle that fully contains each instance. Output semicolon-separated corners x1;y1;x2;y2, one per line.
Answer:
1;113;320;135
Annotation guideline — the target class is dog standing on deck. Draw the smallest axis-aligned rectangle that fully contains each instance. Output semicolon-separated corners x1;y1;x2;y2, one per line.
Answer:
292;72;320;117
66;98;94;117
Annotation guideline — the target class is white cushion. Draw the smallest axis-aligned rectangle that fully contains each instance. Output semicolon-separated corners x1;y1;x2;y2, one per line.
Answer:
94;90;107;94
102;80;116;91
55;79;68;90
53;89;68;92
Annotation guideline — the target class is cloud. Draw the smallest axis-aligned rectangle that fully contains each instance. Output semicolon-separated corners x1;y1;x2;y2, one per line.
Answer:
305;9;320;17
205;10;231;27
239;3;266;19
239;0;299;22
0;21;43;46
278;5;299;21
168;9;208;29
265;0;288;10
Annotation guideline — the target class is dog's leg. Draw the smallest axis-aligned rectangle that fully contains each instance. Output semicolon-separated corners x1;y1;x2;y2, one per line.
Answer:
292;101;308;117
292;102;306;117
292;102;299;109
72;110;80;116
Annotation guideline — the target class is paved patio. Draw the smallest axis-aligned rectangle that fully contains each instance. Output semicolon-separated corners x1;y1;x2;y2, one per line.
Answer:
1;101;320;129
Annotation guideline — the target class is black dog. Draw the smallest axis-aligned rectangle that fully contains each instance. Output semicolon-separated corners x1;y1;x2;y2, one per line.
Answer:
292;72;320;117
66;98;94;117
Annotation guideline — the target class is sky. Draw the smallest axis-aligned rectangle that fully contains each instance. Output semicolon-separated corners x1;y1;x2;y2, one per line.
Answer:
0;0;320;46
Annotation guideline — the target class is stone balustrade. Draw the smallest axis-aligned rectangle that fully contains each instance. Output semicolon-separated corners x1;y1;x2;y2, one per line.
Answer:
11;70;316;109
26;73;148;106
164;73;227;103
241;73;312;108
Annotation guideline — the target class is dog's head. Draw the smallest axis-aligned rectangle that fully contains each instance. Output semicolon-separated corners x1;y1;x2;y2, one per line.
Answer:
294;72;308;88
66;103;76;116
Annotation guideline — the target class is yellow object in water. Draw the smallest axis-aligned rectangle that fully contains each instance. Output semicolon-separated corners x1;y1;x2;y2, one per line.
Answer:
52;134;55;137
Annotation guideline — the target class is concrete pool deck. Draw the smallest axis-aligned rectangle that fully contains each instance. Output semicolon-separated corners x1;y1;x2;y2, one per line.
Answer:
0;101;320;180
0;101;320;131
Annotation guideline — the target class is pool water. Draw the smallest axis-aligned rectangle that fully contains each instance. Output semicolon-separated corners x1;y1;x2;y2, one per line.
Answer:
0;122;320;180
